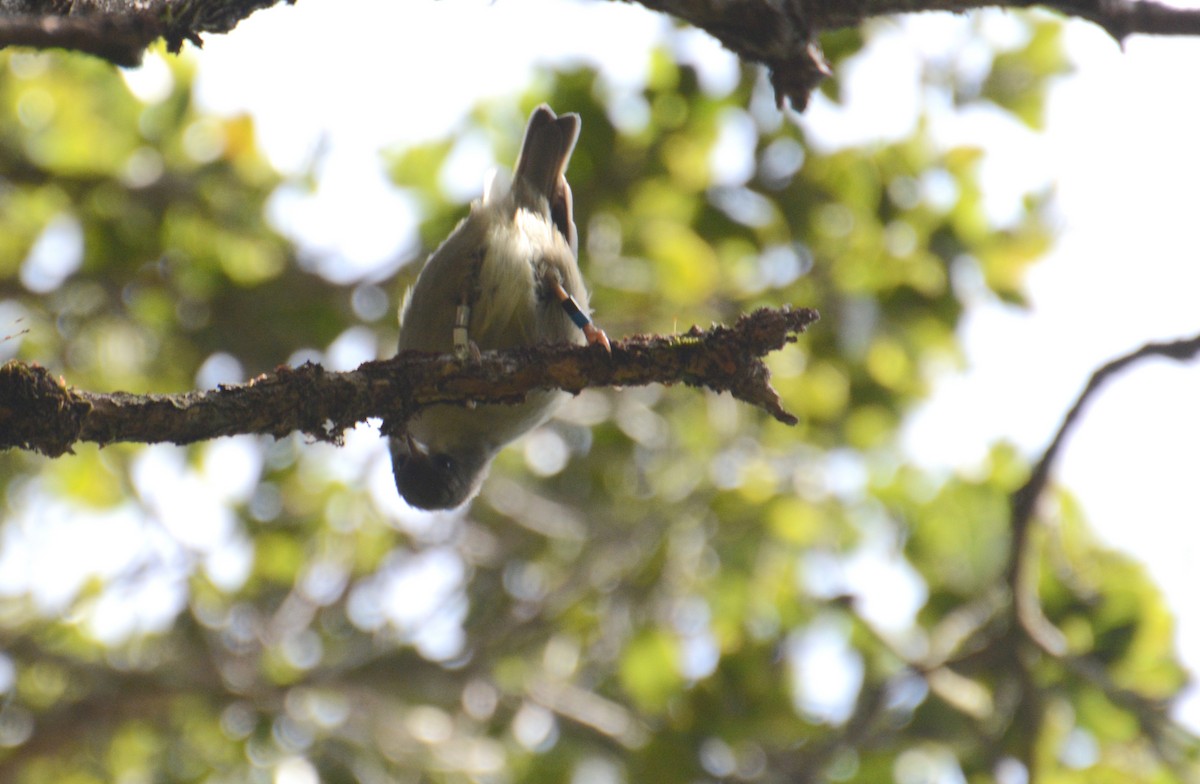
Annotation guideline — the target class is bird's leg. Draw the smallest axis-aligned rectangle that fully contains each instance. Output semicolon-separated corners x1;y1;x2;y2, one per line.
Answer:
453;251;486;361
548;277;610;353
453;302;480;361
452;297;480;410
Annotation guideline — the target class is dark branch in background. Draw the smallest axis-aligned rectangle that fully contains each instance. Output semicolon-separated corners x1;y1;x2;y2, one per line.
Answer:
1011;0;1200;42
811;0;1200;42
0;306;819;456
0;0;295;66
6;1;1200;107
630;0;833;110
1007;331;1200;604
779;333;1200;780
0;9;155;65
634;0;1200;109
1000;331;1200;775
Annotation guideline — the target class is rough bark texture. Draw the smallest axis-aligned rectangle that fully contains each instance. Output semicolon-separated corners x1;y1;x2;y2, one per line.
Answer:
0;306;819;456
4;0;1200;106
631;0;1200;108
0;0;294;66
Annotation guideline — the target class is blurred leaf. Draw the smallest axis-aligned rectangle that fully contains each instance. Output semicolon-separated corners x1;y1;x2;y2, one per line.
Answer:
982;20;1072;130
620;629;683;714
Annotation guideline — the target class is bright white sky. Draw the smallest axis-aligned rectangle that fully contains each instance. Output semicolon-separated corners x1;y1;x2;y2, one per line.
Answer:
114;0;1200;734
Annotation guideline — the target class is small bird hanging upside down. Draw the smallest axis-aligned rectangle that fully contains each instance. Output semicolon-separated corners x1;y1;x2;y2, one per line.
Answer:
390;105;609;510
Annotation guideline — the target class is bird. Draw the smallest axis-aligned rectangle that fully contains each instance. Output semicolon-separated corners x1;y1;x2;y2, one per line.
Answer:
390;104;609;511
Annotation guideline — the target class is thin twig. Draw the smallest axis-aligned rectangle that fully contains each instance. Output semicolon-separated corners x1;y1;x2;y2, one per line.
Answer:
1002;331;1200;775
1009;332;1200;595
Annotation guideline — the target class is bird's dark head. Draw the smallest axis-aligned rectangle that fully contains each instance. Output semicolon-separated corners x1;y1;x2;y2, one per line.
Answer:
390;437;490;511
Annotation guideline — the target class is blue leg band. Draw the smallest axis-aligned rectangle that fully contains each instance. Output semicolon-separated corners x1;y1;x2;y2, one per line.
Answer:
560;294;591;330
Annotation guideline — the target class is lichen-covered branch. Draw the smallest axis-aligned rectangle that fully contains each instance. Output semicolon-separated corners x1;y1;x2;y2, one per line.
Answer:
5;0;1200;111
0;306;819;457
628;0;831;110
0;0;295;66
628;0;1200;109
808;0;1200;40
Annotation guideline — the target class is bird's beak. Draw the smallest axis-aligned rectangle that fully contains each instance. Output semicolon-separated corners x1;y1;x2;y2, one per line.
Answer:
404;433;431;461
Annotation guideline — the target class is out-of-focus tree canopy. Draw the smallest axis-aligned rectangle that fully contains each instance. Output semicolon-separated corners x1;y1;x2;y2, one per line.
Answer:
0;14;1196;784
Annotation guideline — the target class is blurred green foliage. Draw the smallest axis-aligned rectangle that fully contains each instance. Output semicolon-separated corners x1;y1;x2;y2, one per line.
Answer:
0;14;1196;784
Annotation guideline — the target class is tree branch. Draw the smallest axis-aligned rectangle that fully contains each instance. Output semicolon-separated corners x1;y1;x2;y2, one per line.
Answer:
0;10;156;66
0;306;818;456
630;0;832;111
628;0;1200;110
1007;333;1200;655
1008;331;1200;597
5;0;1200;110
996;331;1200;775
812;0;1200;42
0;0;295;66
1024;0;1200;42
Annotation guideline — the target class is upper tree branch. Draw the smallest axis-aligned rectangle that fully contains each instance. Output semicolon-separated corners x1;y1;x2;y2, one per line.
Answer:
0;306;818;456
6;1;1200;108
0;0;295;66
628;0;1200;109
